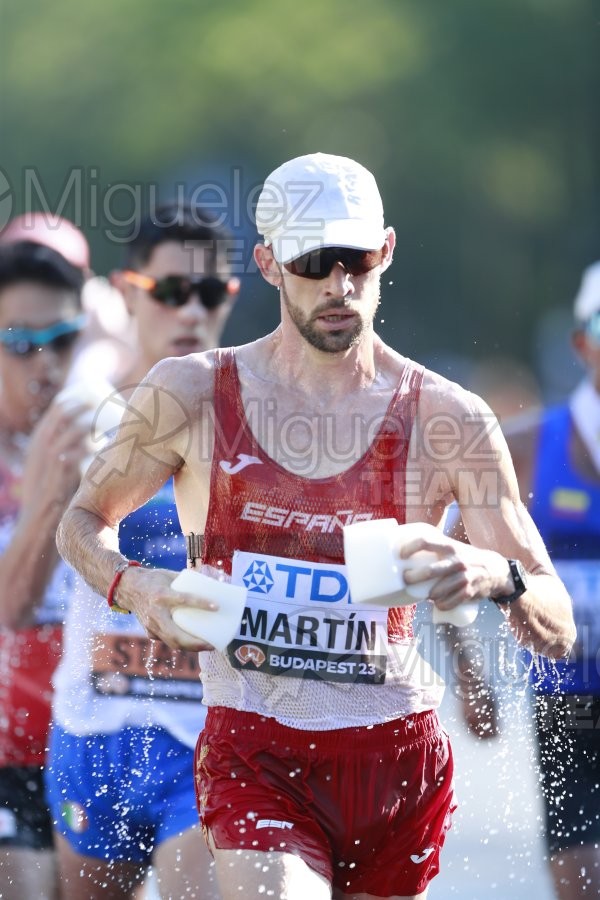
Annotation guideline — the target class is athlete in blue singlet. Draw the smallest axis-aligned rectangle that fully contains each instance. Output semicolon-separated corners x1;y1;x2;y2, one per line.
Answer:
453;263;600;899
520;264;600;899
45;202;239;899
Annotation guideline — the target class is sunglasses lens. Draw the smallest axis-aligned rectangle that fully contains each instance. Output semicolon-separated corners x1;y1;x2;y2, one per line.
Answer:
50;330;81;353
150;275;228;310
5;339;35;357
198;277;228;309
150;276;189;308
285;247;384;280
585;313;600;342
344;248;384;275
286;250;333;279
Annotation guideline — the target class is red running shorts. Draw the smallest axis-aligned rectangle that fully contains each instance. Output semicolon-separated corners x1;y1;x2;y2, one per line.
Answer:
195;706;456;896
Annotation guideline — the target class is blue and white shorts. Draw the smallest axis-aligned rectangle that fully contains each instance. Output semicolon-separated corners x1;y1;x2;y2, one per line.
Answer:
46;724;198;863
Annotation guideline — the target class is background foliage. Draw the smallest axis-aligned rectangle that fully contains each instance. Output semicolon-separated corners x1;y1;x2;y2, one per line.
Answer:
1;0;599;393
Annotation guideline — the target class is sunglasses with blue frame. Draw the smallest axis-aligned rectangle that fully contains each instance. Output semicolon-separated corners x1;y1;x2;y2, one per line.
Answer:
0;314;86;357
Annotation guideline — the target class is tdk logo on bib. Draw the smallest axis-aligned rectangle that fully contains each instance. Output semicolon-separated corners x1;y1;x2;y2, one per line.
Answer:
243;561;274;594
240;555;350;605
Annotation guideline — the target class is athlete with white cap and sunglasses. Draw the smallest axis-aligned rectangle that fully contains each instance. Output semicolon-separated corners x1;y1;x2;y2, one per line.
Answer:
57;153;575;899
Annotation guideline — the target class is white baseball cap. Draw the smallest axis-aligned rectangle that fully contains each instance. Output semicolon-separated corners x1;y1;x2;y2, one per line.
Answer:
255;152;387;265
573;261;600;323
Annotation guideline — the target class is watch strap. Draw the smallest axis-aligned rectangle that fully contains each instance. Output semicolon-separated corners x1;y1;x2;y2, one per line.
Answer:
491;558;527;605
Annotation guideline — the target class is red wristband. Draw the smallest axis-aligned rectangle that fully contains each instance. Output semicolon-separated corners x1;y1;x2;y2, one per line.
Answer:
107;559;142;613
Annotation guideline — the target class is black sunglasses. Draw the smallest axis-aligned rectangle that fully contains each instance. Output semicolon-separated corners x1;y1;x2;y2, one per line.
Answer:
283;246;386;280
0;315;86;358
123;270;229;310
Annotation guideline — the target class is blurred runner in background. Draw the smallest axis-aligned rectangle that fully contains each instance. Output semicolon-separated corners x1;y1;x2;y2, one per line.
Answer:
450;265;600;898
46;201;238;899
0;238;87;900
509;263;600;899
1;212;135;388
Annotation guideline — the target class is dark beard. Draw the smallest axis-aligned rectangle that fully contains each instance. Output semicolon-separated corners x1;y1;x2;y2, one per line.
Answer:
280;282;376;353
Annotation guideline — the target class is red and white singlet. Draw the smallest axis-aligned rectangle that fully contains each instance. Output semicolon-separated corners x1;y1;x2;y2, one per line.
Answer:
199;349;444;729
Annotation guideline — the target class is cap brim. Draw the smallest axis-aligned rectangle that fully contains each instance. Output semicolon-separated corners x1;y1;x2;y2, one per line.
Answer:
270;220;387;264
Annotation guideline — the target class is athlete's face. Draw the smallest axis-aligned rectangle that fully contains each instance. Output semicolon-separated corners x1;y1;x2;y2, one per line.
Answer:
279;263;383;354
119;241;239;369
0;282;81;430
258;230;395;354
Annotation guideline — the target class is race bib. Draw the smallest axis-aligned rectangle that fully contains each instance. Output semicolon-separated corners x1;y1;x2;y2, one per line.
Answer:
228;551;389;684
91;634;203;702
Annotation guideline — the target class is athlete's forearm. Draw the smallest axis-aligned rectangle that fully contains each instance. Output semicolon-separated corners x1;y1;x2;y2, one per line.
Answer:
56;502;125;600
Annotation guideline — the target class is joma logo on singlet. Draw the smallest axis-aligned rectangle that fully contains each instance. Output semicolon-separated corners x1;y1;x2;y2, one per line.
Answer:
240;502;373;533
220;454;263;474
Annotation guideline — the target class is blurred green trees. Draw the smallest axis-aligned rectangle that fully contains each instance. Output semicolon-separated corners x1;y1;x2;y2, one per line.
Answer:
1;0;599;375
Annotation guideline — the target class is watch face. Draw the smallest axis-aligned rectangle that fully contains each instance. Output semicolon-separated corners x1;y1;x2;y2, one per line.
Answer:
492;559;528;605
508;559;527;599
514;560;527;586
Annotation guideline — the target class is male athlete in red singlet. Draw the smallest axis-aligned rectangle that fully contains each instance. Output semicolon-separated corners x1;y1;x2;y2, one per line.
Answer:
58;153;576;900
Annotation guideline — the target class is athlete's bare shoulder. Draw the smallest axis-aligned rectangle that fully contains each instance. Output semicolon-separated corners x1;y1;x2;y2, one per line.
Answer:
375;342;478;412
138;348;222;416
420;364;492;421
112;350;225;469
377;344;505;463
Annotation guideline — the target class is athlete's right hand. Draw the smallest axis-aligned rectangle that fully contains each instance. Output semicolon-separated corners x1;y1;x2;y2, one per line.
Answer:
112;565;219;652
